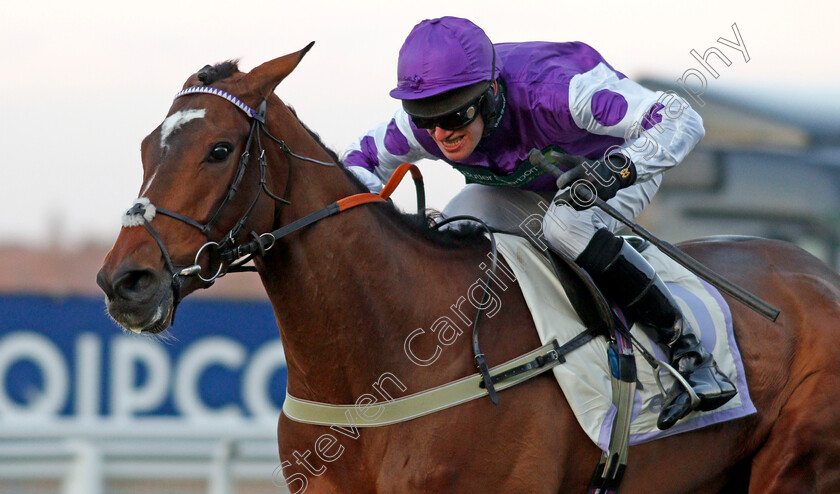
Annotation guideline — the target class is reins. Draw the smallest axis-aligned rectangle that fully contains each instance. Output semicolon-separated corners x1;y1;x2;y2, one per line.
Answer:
219;161;424;267
123;88;380;314
123;85;506;402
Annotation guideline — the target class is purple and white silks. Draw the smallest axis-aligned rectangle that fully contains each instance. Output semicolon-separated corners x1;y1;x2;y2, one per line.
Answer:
343;41;704;191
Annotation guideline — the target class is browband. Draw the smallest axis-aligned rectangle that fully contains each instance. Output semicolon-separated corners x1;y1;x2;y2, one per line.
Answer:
174;86;264;122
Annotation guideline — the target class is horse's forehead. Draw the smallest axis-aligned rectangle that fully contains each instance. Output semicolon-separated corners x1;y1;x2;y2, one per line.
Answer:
153;94;246;149
159;109;207;148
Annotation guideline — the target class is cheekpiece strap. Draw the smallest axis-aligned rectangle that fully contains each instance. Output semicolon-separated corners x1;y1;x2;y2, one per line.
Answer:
174;86;264;122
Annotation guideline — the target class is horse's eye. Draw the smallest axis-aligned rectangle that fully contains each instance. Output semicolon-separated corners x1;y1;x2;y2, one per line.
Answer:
208;143;233;163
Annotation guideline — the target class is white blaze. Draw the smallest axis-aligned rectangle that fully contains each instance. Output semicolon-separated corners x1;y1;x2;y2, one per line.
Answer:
144;108;206;194
160;109;206;149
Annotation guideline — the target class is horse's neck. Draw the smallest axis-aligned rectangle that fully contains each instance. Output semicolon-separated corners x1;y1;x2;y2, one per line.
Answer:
260;204;483;405
255;117;483;403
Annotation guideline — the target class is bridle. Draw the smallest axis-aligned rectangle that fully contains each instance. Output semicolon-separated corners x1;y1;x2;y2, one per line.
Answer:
122;83;508;402
125;85;426;321
123;85;342;318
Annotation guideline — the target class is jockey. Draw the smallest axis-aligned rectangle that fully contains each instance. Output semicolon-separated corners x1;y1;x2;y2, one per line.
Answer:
341;16;736;430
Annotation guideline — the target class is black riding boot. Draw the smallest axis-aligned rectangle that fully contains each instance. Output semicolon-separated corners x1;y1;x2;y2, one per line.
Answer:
576;229;737;430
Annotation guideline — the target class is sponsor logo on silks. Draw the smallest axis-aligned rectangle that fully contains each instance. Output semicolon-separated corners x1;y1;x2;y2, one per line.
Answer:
451;144;570;188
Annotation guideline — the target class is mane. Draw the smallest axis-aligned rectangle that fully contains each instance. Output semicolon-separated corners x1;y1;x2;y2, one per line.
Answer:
287;107;486;248
287;106;341;163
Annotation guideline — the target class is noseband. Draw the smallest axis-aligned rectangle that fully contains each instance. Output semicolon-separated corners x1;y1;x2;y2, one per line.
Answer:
119;84;513;401
123;86;335;320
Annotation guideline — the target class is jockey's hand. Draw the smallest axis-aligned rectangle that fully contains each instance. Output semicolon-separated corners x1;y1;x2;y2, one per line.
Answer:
554;154;637;211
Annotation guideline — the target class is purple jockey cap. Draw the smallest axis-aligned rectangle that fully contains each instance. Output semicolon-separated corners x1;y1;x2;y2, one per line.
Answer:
390;17;502;118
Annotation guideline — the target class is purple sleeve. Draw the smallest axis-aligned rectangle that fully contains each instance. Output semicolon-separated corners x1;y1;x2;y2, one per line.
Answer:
342;136;379;172
342;111;440;183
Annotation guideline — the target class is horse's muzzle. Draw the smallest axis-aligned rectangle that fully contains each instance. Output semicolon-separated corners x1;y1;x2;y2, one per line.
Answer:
96;264;174;334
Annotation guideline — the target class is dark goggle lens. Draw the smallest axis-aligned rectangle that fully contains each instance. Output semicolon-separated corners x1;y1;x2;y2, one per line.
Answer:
411;101;480;130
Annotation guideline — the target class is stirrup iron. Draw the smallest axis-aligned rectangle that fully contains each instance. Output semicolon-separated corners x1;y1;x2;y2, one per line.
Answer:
651;358;701;410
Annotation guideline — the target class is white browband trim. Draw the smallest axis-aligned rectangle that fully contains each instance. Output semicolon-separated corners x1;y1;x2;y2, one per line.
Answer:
174;86;262;122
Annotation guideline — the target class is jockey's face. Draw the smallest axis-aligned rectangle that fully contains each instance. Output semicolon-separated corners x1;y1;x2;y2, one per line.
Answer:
428;114;484;162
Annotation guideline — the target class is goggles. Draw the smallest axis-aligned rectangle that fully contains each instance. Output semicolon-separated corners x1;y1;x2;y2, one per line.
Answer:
410;93;485;130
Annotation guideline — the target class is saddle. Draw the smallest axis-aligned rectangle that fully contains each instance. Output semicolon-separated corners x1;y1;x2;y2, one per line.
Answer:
489;231;755;492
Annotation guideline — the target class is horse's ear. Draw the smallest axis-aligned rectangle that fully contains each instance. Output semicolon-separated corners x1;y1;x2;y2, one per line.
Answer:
247;42;315;99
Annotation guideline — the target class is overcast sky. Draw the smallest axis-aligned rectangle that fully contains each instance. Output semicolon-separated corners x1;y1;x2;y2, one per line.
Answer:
2;0;839;246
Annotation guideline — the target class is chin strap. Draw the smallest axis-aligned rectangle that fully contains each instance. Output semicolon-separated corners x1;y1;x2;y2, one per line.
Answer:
481;80;506;137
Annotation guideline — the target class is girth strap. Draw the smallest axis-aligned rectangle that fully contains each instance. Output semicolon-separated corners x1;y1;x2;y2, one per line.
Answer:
480;327;596;388
282;335;591;428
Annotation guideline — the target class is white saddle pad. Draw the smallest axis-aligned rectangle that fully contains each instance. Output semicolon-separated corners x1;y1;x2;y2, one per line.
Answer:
494;234;756;451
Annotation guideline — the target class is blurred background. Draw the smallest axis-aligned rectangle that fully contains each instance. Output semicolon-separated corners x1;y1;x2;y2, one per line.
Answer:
1;0;838;492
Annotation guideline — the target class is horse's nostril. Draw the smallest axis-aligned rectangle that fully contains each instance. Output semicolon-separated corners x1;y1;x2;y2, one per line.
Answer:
113;268;158;302
96;268;115;300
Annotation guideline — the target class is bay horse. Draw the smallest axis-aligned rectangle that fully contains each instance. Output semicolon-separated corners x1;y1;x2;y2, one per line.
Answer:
96;45;840;493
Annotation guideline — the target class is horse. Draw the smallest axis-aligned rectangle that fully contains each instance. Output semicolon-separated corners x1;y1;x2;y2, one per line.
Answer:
96;45;840;493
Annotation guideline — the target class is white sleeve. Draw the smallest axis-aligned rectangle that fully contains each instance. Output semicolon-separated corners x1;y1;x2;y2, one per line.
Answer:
569;63;705;181
346;166;384;193
341;109;438;187
618;96;705;181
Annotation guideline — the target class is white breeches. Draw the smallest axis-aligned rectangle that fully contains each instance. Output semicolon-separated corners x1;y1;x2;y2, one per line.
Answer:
441;175;661;259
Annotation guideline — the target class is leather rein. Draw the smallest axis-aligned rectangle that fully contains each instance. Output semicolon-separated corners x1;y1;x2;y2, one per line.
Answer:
123;86;422;321
123;85;512;398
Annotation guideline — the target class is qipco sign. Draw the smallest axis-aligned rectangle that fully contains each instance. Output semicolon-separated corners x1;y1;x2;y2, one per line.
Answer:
0;295;287;419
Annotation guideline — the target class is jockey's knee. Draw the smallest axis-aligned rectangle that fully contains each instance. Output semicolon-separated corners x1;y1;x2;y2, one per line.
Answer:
543;213;595;259
443;185;547;234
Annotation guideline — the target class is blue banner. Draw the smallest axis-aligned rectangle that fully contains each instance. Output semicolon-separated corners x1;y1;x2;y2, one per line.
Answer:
0;294;287;419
